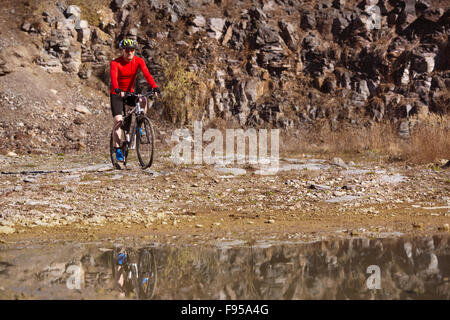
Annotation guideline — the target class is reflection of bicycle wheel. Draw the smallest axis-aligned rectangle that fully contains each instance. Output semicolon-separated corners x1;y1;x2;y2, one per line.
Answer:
130;263;140;299
138;249;157;299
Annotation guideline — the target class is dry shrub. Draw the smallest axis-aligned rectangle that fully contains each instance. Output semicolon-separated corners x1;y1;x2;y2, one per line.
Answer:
160;57;203;125
312;121;403;155
281;115;450;164
67;0;111;27
400;114;450;164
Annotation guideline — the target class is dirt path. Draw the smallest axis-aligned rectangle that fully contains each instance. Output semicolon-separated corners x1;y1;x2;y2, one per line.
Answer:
1;151;449;244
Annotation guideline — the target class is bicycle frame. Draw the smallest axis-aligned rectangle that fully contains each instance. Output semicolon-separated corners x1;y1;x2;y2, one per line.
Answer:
121;93;152;148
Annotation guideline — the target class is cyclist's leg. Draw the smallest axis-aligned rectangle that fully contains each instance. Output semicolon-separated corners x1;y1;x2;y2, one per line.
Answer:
111;94;124;149
113;115;123;148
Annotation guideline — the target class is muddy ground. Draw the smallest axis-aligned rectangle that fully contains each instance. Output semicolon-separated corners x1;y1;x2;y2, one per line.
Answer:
0;148;449;245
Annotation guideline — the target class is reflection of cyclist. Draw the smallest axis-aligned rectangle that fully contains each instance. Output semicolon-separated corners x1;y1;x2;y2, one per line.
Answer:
112;248;157;299
110;39;161;166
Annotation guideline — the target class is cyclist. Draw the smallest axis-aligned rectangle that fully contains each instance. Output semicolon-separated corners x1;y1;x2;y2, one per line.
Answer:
110;38;160;168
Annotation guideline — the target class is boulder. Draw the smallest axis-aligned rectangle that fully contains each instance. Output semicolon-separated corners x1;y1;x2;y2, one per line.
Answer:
331;157;348;168
75;105;91;115
279;21;298;51
301;10;316;30
412;52;435;73
321;77;337;93
415;1;431;14
228;24;246;50
21;21;31;32
62;47;82;73
335;69;352;89
0;57;11;76
92;28;110;45
77;27;91;44
333;0;346;9
397;1;417;27
249;7;267;21
62;17;77;32
78;63;92;79
369;97;385;122
398;65;410;86
302;33;319;50
398;120;410;138
208;18;225;40
112;0;132;11
257;45;287;71
431;75;445;90
128;27;138;38
255;25;279;47
75;20;89;30
397;104;414;118
357;80;371;100
222;25;233;45
65;5;82;19
191;15;206;28
244;79;265;102
422;8;444;22
35;52;63;73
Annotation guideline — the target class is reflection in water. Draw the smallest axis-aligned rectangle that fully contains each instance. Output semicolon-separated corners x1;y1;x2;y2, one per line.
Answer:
0;236;449;299
111;247;157;299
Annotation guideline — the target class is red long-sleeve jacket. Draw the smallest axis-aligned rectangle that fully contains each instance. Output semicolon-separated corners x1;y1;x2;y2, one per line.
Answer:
110;56;158;95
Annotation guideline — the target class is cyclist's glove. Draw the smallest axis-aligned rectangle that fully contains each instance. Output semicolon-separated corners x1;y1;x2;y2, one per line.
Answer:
115;88;123;94
153;87;161;94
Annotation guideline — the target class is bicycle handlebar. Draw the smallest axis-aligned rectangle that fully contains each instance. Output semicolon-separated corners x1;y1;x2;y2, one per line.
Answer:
123;89;156;99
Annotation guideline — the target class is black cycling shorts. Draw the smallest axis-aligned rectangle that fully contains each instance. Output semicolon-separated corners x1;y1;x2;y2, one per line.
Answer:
110;94;137;117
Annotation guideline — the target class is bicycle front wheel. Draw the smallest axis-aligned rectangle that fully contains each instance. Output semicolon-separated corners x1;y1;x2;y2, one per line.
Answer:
136;116;155;169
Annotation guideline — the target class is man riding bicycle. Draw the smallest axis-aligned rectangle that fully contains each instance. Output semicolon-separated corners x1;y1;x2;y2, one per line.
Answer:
110;38;160;168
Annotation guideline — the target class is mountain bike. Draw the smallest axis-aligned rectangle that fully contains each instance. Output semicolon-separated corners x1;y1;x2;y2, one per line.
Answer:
112;248;158;299
109;90;155;170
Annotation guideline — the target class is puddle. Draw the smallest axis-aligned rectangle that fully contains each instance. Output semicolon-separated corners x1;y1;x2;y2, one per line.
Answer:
379;174;406;184
0;235;449;299
325;195;361;203
214;158;330;176
214;167;247;176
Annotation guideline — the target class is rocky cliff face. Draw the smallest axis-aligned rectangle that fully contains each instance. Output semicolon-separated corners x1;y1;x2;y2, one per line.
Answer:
1;0;449;153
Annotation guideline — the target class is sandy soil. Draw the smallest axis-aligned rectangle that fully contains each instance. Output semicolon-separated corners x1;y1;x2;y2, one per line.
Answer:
1;149;449;245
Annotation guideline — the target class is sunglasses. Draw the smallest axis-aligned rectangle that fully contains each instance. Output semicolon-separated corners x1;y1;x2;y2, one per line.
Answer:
124;49;135;52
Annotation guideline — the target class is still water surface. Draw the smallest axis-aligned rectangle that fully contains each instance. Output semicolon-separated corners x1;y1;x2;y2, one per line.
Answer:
0;235;448;299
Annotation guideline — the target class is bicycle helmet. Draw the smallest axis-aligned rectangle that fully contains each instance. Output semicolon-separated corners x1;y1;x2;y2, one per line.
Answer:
119;38;137;50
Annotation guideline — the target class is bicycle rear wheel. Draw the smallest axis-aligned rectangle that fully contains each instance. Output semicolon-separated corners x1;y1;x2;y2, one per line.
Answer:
136;116;155;169
138;249;157;299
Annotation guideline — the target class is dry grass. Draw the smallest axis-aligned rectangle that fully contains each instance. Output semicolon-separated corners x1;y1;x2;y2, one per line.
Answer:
67;0;111;26
281;115;450;164
160;56;204;125
401;114;450;164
